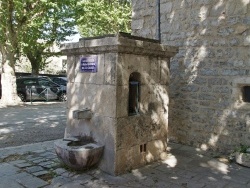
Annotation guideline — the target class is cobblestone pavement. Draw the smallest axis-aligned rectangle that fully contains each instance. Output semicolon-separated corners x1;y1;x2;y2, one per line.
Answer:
0;140;250;188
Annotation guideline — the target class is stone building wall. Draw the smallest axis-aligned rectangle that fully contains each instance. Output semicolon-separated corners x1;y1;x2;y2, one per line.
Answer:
132;0;250;153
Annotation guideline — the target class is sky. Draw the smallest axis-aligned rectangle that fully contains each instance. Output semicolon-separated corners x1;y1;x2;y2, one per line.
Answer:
65;33;81;43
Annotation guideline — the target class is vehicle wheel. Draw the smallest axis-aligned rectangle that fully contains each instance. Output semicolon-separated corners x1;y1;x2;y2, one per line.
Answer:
59;93;67;101
18;93;26;102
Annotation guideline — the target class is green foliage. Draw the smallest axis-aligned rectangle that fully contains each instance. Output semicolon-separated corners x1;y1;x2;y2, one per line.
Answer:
0;0;77;74
0;0;27;64
21;0;77;74
76;0;131;37
0;0;131;75
235;144;250;153
22;0;77;45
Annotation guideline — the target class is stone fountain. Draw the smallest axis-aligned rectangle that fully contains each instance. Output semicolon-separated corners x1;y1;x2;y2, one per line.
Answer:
55;33;178;175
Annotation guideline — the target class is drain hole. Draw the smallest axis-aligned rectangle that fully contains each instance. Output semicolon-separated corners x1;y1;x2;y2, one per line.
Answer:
140;144;147;153
140;145;143;153
243;86;250;102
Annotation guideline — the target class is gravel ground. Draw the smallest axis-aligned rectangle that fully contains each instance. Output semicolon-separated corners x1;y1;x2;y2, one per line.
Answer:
0;101;66;148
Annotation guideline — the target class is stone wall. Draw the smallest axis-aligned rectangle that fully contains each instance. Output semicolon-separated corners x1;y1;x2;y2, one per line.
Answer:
115;53;170;174
132;0;250;153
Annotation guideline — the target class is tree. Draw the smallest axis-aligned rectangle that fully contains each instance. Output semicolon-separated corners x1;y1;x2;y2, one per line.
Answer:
76;0;131;37
0;0;26;105
0;0;77;105
22;1;77;75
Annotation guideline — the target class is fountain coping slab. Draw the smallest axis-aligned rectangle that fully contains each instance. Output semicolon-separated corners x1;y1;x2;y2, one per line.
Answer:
61;32;178;58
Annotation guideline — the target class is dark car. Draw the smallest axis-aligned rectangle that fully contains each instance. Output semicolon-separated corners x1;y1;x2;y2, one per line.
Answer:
50;77;67;87
16;77;67;102
50;77;67;91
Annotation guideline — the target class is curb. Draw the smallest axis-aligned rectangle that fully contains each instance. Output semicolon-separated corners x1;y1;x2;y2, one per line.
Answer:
0;139;59;160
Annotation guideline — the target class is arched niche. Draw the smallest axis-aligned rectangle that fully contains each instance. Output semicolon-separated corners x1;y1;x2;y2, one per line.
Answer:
128;72;141;116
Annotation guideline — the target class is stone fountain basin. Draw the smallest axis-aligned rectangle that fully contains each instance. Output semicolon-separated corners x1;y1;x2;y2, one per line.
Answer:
235;152;250;167
54;139;104;170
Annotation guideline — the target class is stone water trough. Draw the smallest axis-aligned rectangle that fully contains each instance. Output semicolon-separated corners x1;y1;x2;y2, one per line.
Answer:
54;138;104;170
235;148;250;168
55;109;104;170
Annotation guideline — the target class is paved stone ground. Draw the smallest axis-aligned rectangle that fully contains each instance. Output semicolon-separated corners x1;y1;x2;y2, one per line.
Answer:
0;102;66;148
0;140;250;188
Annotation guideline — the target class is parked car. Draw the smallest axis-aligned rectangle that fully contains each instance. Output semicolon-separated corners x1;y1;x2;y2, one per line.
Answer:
16;77;67;102
50;77;67;86
50;77;67;90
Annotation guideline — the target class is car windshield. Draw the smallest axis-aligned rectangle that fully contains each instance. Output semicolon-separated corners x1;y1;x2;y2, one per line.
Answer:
22;79;37;86
38;79;59;87
51;77;67;86
16;78;38;86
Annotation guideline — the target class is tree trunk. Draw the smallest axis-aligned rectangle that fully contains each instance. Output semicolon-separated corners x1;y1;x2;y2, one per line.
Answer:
31;66;39;76
0;50;21;106
26;50;42;76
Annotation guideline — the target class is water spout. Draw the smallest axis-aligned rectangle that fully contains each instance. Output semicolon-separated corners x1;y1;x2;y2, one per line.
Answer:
73;108;93;119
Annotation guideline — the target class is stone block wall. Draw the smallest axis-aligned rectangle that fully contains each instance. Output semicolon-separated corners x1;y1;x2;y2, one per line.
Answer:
65;53;118;173
132;0;250;153
115;53;170;174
